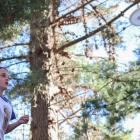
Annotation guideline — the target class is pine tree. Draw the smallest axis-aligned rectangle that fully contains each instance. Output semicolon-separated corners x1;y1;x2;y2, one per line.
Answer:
0;0;140;140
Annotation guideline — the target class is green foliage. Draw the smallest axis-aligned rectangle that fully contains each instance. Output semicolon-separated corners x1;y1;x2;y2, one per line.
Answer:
30;0;51;11
101;26;121;46
0;0;140;139
0;0;30;27
69;58;140;138
103;131;132;140
72;118;100;140
9;68;46;100
0;0;52;40
0;21;26;40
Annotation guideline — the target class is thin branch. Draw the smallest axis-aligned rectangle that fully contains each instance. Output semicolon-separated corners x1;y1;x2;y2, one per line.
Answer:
6;61;29;68
52;1;108;26
88;1;107;23
12;72;29;75
97;80;113;92
59;1;77;13
0;55;29;62
0;42;29;50
50;90;89;107
58;110;81;128
55;0;140;53
70;53;107;60
104;90;139;108
59;107;82;125
50;0;94;26
117;80;140;82
12;77;26;81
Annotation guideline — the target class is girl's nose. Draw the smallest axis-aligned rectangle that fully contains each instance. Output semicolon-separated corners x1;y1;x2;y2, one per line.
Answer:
5;77;9;81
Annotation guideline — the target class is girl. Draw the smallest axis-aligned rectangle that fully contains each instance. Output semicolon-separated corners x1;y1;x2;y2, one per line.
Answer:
0;67;29;140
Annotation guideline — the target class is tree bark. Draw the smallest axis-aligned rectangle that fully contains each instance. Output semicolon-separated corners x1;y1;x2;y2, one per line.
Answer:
30;11;49;140
30;1;59;139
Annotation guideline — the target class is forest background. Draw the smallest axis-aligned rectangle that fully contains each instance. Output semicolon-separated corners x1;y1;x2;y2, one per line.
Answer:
0;0;140;140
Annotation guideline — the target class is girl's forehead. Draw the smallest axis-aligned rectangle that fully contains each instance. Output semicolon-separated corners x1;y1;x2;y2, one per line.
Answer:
0;68;8;74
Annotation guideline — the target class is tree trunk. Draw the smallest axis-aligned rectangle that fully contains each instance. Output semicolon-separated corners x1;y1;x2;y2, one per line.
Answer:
31;92;49;140
30;2;59;139
29;10;49;140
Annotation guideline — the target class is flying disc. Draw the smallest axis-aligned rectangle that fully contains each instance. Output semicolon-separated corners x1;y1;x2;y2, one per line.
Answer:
129;8;140;26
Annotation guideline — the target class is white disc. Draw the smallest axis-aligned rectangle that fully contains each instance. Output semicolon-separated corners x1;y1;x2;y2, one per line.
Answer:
129;8;140;26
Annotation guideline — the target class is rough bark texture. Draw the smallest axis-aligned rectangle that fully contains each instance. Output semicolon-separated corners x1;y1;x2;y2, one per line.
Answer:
30;11;50;140
31;93;49;140
30;1;59;139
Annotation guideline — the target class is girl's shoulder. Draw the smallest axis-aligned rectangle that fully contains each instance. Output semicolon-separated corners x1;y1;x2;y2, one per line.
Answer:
0;96;11;104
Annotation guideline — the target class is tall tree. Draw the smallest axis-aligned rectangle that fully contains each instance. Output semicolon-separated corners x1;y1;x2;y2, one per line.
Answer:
0;0;140;140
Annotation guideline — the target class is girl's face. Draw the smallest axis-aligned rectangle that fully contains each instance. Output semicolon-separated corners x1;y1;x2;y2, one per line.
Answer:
0;68;9;90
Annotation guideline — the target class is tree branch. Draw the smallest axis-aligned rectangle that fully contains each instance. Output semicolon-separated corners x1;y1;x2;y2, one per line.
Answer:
6;60;29;68
50;0;94;26
103;89;139;108
56;0;140;53
59;107;82;125
0;55;29;62
0;42;29;50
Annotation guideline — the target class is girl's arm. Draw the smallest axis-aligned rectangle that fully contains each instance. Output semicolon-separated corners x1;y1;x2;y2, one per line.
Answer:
5;115;29;134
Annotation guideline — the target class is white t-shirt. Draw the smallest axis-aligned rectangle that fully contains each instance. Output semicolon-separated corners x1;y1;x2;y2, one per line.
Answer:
0;96;16;140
